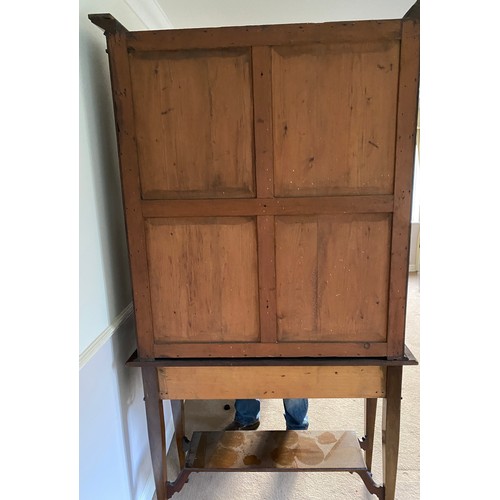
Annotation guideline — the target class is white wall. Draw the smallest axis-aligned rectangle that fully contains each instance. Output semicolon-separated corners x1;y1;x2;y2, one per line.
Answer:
79;0;142;356
157;0;416;28
79;315;152;500
79;2;172;499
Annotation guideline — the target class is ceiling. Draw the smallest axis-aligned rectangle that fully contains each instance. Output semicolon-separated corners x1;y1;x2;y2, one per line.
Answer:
156;0;417;29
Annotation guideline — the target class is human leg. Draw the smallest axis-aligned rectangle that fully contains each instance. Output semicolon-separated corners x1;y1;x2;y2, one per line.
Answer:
235;399;261;425
283;398;309;430
224;399;261;430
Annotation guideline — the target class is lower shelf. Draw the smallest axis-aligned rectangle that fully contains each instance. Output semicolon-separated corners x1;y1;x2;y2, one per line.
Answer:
166;430;384;498
186;430;366;471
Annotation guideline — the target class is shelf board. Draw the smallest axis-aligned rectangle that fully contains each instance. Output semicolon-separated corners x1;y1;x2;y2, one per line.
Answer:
186;430;367;472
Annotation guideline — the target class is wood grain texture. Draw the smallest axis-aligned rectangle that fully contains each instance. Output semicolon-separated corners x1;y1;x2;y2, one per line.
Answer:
382;365;403;500
276;214;391;342
141;366;167;499
153;342;387;358
88;13;127;35
257;216;277;342
387;15;420;358
105;30;155;357
129;48;255;199
364;398;377;470
273;41;400;197
127;20;402;52
94;12;418;360
252;46;274;198
158;365;386;399
145;217;259;343
141;195;394;218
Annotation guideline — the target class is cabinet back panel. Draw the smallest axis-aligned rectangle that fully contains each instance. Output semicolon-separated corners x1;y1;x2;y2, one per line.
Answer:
91;10;419;358
273;41;400;197
130;49;255;200
145;217;260;342
276;214;391;342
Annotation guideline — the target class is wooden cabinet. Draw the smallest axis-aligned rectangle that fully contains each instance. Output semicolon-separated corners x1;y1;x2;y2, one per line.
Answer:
90;7;419;360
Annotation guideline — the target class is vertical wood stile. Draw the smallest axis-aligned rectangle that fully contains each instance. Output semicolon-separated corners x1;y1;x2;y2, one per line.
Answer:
252;46;274;198
105;29;156;358
387;14;420;358
257;216;278;343
253;46;278;344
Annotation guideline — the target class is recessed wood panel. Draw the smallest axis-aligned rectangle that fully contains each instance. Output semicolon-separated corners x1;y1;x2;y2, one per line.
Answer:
272;41;400;197
276;214;391;342
145;217;259;343
130;49;255;199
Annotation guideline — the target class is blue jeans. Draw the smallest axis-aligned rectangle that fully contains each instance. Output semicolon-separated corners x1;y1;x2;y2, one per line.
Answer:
234;399;309;430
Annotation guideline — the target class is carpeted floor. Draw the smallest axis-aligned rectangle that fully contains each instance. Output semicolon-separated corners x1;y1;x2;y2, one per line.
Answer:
164;273;420;499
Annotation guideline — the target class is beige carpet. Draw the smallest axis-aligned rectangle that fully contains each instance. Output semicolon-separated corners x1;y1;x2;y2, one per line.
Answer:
164;273;420;499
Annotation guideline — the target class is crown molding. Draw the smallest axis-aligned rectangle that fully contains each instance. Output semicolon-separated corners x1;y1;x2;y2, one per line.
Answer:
125;0;174;29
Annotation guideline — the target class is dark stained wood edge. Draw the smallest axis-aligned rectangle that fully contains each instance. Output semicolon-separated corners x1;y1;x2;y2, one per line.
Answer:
89;13;128;35
185;465;367;473
166;470;191;499
127;346;417;366
403;0;420;20
105;30;156;357
185;432;202;469
141;195;394;218
170;400;186;469
363;398;378;471
386;16;419;359
353;471;385;499
126;19;402;52
382;365;403;499
257;216;278;342
141;366;167;499
252;46;274;198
